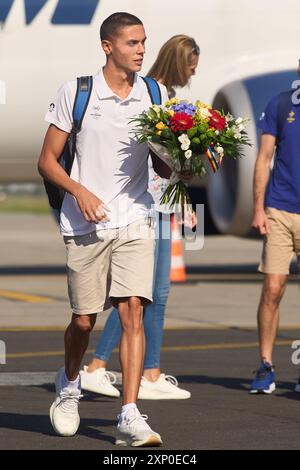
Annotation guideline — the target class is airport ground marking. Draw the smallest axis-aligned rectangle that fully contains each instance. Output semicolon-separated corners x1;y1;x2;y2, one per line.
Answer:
0;290;53;303
5;340;293;359
2;325;300;332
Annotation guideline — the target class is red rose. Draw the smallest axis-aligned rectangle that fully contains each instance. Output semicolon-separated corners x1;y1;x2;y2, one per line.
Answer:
170;112;195;132
208;110;226;131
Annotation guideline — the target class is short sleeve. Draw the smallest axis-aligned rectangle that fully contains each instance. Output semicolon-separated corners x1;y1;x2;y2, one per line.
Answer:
44;81;74;133
159;83;169;104
257;95;279;137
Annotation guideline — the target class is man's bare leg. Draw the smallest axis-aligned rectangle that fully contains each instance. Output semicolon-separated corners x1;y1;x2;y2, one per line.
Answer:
64;313;97;380
50;313;97;437
258;273;287;364
117;297;145;404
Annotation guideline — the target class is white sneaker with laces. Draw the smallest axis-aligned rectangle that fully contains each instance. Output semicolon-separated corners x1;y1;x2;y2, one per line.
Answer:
80;366;120;398
49;367;82;436
115;408;162;447
138;373;191;400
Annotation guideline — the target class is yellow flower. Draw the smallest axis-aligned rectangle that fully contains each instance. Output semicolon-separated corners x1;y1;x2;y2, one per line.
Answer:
196;100;212;109
168;109;175;117
156;130;162;135
152;104;160;114
197;107;211;120
165;97;180;107
156;121;167;131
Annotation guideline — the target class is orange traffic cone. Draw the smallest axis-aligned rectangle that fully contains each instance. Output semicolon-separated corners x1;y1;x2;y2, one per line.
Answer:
170;214;187;283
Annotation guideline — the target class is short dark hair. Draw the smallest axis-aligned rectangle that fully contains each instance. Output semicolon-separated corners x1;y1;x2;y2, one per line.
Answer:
100;12;143;41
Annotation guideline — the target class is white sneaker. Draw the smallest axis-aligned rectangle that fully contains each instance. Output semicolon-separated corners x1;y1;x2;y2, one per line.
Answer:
138;374;191;400
80;366;120;398
49;367;82;436
115;408;162;447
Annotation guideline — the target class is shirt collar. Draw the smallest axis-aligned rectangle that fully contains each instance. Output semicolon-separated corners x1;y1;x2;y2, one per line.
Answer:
94;67;144;102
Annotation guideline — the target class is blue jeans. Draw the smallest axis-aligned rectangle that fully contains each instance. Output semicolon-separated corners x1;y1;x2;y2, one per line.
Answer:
94;213;172;369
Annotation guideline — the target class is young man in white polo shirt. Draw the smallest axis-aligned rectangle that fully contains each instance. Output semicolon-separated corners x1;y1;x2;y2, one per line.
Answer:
38;12;171;447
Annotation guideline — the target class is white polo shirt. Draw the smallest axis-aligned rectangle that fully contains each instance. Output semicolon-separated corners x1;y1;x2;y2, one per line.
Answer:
45;67;168;236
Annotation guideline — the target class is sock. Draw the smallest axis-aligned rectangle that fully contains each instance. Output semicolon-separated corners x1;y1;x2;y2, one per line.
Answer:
120;403;137;422
62;371;80;391
262;358;273;368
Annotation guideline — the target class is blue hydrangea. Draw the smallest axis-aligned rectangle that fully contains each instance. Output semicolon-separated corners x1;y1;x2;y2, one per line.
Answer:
171;102;196;116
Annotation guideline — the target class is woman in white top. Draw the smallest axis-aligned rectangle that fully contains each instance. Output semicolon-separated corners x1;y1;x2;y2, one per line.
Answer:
81;35;200;399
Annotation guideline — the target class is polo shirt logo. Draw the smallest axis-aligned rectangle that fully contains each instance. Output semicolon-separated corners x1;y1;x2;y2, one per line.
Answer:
89;104;102;118
90;113;102;119
287;111;295;123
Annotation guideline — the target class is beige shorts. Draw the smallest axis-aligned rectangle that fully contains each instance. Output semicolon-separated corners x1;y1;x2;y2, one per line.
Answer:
64;218;155;315
258;207;300;275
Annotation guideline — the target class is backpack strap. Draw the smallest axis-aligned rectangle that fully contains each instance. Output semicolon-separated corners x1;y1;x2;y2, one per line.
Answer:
73;76;93;131
142;76;162;105
65;75;93;174
276;90;293;142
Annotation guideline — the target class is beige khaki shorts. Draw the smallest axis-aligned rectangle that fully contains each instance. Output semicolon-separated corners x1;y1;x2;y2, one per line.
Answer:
258;207;300;275
64;218;155;315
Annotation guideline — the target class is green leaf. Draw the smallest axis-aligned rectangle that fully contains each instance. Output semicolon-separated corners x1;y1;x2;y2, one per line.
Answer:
187;127;198;139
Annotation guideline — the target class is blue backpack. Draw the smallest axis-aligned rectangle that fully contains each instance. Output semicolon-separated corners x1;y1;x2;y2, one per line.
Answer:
44;75;93;210
44;75;161;211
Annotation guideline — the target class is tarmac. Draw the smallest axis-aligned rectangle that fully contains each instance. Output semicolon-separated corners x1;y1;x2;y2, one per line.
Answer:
1;213;300;450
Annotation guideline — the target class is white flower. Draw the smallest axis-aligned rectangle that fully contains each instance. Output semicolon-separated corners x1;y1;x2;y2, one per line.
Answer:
178;134;190;151
233;131;242;140
235;117;243;125
237;124;245;132
178;134;190;145
225;113;234;122
215;146;224;156
181;143;190;151
185;150;192;159
215;130;219;135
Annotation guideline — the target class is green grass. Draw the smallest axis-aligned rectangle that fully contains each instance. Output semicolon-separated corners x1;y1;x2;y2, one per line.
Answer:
0;195;51;214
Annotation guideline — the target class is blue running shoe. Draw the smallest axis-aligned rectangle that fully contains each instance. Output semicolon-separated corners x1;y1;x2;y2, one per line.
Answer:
294;378;300;393
249;361;275;394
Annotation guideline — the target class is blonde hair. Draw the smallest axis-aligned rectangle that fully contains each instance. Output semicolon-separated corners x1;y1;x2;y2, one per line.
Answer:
147;35;200;96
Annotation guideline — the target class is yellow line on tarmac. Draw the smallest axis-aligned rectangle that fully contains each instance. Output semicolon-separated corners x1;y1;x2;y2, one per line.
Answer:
160;339;292;352
0;326;67;332
3;325;300;332
2;325;300;332
6;349;94;359
6;350;70;359
0;290;53;303
5;339;293;359
0;325;231;332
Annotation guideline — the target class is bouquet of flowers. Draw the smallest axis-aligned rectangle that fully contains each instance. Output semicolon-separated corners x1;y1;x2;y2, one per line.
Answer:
131;97;251;207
